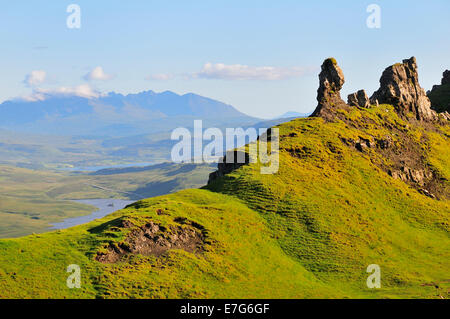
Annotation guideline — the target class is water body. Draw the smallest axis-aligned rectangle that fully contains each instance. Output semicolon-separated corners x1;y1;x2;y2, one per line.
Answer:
49;199;135;230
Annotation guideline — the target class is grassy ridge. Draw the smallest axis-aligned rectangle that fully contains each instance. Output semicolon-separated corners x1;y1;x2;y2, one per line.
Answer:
0;105;448;298
208;105;449;298
0;190;337;299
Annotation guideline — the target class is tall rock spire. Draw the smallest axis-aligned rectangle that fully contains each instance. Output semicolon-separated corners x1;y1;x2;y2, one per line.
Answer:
311;58;347;117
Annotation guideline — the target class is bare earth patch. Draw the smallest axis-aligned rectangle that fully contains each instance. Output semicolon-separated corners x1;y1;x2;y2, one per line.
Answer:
96;218;207;263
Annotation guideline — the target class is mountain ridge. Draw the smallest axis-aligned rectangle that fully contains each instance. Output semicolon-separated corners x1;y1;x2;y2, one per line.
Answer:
0;90;257;136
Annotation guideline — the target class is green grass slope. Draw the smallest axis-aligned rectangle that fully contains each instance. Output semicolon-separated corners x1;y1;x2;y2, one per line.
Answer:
0;105;448;299
0;190;336;299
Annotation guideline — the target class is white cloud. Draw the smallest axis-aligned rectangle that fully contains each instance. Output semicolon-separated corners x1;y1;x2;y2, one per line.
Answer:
145;73;174;81
23;84;102;101
192;63;313;81
84;66;114;81
24;70;47;87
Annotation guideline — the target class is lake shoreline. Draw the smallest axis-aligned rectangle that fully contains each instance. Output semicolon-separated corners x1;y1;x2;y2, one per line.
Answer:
49;199;135;230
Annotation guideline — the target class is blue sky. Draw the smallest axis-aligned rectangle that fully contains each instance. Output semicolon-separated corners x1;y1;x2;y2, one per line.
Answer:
0;0;449;118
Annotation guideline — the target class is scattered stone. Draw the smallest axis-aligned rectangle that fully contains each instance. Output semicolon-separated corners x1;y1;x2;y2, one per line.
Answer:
376;136;393;149
354;137;375;152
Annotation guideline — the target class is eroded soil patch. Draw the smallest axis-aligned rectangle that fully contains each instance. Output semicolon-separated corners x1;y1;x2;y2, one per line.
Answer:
96;218;207;263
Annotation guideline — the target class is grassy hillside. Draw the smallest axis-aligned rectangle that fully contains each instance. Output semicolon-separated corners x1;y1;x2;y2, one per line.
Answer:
0;105;448;299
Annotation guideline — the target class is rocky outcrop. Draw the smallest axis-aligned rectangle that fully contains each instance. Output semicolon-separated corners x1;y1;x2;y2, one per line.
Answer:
428;70;450;114
96;218;207;263
440;111;450;120
370;57;437;121
442;70;450;85
347;90;370;108
389;167;437;199
208;150;250;184
311;58;347;117
389;166;434;187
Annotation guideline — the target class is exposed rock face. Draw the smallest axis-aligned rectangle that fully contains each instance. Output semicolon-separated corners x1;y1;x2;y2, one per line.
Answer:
311;58;347;117
370;57;437;121
347;90;370;108
442;70;450;85
389;166;434;187
441;111;450;120
428;70;450;114
389;167;437;199
208;150;250;184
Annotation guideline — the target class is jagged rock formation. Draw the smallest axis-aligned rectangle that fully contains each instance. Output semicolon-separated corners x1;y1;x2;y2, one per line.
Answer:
347;90;370;108
211;56;448;197
311;58;347;117
428;69;450;114
370;57;437;121
442;70;450;85
311;56;444;122
307;56;447;199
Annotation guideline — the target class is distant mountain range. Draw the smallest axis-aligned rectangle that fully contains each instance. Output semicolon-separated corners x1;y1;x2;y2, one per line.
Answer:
275;111;311;119
0;90;258;136
0;90;303;168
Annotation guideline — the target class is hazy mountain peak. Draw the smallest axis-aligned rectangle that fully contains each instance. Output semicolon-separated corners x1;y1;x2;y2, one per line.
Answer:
0;90;255;136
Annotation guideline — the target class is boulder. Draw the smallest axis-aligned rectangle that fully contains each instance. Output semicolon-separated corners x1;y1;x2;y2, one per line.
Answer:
370;57;437;121
347;90;370;108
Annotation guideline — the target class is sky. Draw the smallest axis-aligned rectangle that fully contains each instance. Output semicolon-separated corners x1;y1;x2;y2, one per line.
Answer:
0;0;449;119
